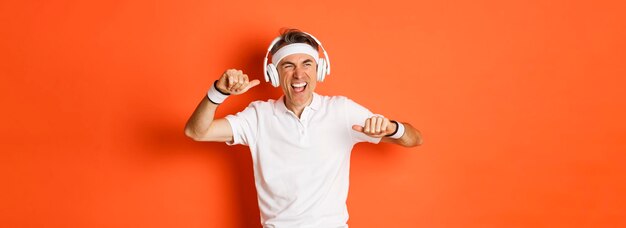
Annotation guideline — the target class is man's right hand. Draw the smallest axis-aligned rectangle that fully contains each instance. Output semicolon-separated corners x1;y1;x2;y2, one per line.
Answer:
216;69;260;95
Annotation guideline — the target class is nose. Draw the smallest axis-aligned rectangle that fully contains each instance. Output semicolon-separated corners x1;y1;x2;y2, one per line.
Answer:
293;65;306;79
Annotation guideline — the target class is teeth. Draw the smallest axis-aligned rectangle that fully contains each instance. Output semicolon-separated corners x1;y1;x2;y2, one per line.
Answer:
292;82;307;88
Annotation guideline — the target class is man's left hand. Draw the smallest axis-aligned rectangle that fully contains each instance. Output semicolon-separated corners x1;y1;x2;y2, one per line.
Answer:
352;116;397;138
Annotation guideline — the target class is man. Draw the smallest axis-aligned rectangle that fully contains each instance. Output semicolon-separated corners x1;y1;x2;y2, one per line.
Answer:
184;28;423;227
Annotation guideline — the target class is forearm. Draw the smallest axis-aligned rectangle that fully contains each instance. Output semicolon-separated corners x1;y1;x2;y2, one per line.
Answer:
395;122;423;147
184;96;219;139
184;69;260;141
381;122;423;147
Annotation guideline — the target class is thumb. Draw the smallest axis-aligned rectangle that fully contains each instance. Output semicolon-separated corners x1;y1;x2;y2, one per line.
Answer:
247;79;260;89
352;125;364;132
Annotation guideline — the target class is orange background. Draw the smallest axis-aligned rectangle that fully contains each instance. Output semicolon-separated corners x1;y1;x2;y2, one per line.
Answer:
1;0;625;227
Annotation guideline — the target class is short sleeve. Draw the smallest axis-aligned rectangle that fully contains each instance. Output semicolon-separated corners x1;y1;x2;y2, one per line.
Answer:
344;98;383;144
224;104;258;146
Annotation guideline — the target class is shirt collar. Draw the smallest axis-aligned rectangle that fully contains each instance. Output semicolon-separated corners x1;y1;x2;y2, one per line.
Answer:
273;92;321;115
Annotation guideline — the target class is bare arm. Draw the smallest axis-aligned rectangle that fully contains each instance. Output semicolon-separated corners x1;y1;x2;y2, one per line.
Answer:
184;97;233;142
379;122;423;147
352;116;423;147
184;69;260;142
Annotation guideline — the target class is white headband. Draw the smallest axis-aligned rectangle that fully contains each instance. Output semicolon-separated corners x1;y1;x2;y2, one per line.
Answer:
271;43;320;65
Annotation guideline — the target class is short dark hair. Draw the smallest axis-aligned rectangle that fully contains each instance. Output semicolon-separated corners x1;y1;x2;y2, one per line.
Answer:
269;28;320;55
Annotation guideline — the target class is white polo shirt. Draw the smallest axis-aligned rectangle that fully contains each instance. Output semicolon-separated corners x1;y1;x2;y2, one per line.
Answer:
224;93;381;228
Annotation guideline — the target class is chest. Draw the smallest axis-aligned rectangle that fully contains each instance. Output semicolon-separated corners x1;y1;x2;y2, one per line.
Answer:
255;110;351;163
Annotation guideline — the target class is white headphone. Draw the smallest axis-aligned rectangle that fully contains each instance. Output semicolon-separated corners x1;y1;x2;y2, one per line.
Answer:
263;32;331;87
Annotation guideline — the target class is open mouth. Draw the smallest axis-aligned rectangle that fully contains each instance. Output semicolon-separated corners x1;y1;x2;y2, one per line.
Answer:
291;82;307;93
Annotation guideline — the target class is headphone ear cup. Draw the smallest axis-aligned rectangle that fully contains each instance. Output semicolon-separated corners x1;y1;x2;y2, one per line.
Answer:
317;58;327;82
266;63;280;87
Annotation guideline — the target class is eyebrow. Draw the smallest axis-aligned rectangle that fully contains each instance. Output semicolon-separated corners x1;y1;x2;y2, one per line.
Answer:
280;59;314;66
280;61;295;66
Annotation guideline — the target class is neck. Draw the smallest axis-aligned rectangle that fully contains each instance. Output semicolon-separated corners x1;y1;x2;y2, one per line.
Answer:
284;95;313;118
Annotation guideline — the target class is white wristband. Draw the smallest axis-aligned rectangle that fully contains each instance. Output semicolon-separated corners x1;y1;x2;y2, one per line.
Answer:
388;121;405;139
207;80;229;104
